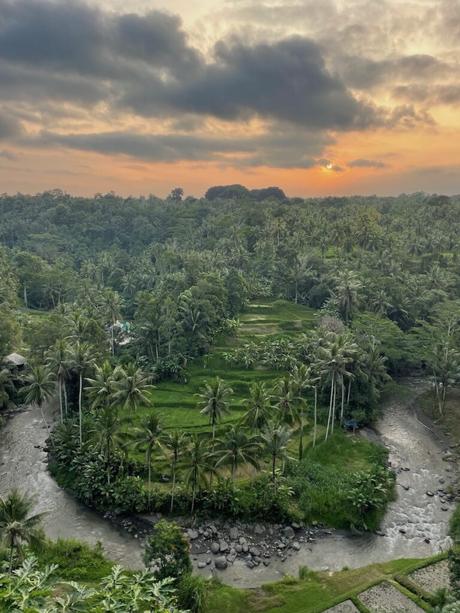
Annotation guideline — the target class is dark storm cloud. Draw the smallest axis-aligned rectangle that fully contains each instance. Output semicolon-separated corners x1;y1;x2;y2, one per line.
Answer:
0;0;380;130
121;36;379;129
348;158;388;169
36;125;332;168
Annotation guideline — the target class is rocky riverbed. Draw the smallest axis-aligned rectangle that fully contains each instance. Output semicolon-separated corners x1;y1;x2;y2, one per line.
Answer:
0;379;458;588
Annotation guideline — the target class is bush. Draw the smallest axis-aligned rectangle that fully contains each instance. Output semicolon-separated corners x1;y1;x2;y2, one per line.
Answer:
177;573;209;613
32;538;113;581
144;520;192;580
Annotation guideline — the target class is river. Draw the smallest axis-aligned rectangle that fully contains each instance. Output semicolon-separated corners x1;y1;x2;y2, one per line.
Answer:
0;380;455;588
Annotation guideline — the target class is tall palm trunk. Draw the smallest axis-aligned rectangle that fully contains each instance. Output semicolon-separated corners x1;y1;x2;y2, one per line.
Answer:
313;386;318;447
325;375;334;440
340;377;345;424
331;376;337;434
170;460;176;514
78;373;83;447
58;377;63;423
147;447;152;510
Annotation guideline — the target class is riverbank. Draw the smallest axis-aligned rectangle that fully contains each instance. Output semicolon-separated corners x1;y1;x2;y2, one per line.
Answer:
0;379;457;589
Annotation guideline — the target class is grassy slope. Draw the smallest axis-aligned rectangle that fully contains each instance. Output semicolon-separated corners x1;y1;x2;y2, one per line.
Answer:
207;553;448;613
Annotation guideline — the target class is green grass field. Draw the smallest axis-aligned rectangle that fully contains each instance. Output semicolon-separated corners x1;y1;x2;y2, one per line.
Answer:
206;553;449;613
120;299;317;435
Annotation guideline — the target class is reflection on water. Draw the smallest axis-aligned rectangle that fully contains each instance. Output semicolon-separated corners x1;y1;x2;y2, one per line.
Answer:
0;380;454;588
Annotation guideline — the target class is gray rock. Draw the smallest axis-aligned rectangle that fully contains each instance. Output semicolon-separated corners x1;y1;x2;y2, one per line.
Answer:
187;529;199;540
292;542;301;551
283;526;295;539
214;557;228;570
242;544;249;553
235;544;243;553
249;546;261;556
210;542;220;554
229;527;239;540
219;540;229;553
197;561;207;569
254;524;265;535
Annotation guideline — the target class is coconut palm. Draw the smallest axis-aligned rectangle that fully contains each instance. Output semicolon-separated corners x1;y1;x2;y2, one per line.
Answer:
0;490;44;571
93;406;122;484
274;377;300;427
85;360;118;410
333;270;362;323
242;382;272;430
103;289;123;356
45;339;69;422
66;341;95;447
316;333;356;439
112;363;154;413
22;365;55;434
214;426;261;481
161;430;187;513
197;377;233;442
134;414;162;509
183;435;213;513
261;424;292;487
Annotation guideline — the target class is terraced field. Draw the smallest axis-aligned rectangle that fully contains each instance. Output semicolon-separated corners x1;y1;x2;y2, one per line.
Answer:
125;299;316;434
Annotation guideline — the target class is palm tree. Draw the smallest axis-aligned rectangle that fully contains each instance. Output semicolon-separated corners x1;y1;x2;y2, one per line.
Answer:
197;378;233;442
161;430;187;513
214;426;261;481
67;341;95;447
243;382;272;430
0;490;44;571
112;363;153;413
46;339;69;423
333;270;362;323
274;377;300;427
183;435;213;513
316;333;356;440
104;289;123;356
85;360;118;410
22;365;55;434
261;424;292;488
134;414;162;509
93;406;121;484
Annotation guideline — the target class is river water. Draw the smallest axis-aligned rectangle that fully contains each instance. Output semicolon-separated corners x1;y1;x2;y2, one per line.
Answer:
0;380;455;588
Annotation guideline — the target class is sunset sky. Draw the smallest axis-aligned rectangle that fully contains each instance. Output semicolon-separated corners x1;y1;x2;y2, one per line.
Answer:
0;0;459;197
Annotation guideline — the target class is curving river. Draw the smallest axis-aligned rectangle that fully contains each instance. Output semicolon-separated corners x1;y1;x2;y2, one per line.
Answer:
0;380;455;588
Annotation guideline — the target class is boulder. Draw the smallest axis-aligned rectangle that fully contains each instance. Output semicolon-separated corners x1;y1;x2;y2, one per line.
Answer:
187;529;199;540
283;526;295;539
219;540;229;553
229;527;239;540
210;542;220;554
214;557;228;570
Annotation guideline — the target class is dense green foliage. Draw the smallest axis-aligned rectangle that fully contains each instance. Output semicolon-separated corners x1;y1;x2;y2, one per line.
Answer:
2;189;460;535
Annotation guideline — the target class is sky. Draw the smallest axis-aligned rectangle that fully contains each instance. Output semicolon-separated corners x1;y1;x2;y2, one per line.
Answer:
0;0;459;197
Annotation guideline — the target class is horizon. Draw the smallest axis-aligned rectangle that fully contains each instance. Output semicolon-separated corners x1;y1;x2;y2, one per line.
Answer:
0;0;459;196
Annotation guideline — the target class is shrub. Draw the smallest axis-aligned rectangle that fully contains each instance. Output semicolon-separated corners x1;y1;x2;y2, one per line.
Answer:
144;520;192;580
32;538;113;581
177;573;209;613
